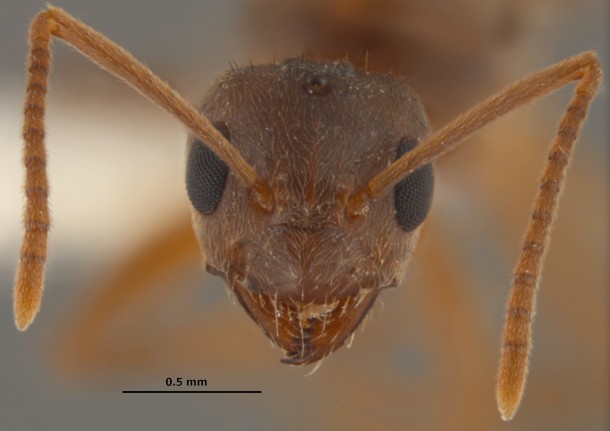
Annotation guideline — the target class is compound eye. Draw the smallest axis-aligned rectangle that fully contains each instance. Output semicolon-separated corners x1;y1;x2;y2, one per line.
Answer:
394;137;434;231
186;122;230;214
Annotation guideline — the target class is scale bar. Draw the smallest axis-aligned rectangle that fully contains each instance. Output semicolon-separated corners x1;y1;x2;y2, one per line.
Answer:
123;390;262;394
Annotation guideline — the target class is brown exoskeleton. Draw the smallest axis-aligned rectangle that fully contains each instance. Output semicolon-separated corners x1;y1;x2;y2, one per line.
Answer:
13;6;602;420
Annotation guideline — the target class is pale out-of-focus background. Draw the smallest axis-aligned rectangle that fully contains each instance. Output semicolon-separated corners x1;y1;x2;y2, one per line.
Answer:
0;1;607;430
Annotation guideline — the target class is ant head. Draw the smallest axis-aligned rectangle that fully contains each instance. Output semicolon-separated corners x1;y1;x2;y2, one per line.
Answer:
187;59;433;364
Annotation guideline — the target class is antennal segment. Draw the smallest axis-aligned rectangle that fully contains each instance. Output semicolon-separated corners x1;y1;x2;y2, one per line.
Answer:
14;6;267;330
350;52;602;421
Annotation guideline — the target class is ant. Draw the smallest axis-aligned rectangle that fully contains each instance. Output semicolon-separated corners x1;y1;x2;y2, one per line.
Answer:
12;5;602;421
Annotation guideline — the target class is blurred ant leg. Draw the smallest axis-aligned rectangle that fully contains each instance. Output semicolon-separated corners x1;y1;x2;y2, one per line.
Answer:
55;214;200;374
416;224;497;429
15;6;263;330
54;217;274;377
